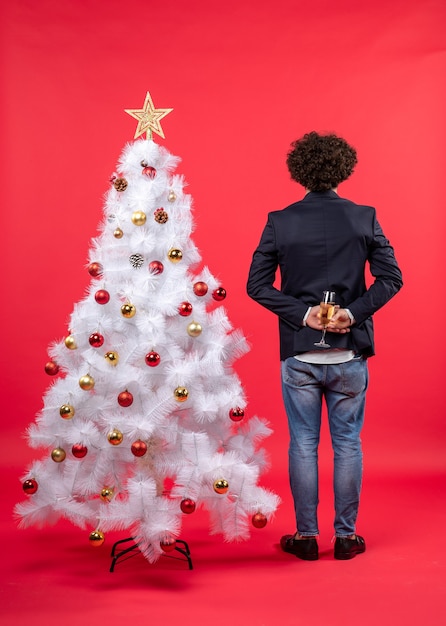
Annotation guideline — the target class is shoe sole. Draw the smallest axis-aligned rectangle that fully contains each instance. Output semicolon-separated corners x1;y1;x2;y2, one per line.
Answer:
282;547;319;561
334;550;365;560
297;554;319;561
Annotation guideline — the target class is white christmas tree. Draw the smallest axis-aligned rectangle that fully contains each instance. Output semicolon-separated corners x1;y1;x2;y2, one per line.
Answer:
15;92;280;564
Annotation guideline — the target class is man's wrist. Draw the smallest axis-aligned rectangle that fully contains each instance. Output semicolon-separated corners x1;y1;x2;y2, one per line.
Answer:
345;308;355;325
302;306;312;326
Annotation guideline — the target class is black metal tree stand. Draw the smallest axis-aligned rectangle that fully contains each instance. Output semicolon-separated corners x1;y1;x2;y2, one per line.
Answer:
109;537;193;572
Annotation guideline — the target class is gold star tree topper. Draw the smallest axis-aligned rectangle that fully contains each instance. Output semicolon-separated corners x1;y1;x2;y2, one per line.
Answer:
124;91;173;140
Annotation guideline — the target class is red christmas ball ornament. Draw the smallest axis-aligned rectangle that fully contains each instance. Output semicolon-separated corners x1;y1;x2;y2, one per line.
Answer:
131;440;148;457
193;281;208;297
178;301;193;316
145;351;161;367
229;407;245;422
149;260;164;275
160;537;177;552
212;287;227;301
88;262;103;278
180;498;196;514
89;332;104;348
118;390;133;407
252;512;268;529
95;289;110;305
23;478;38;495
143;166;157;179
44;361;60;376
72;443;88;458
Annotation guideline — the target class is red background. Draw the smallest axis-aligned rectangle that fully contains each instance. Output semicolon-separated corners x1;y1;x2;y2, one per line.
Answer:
1;1;445;624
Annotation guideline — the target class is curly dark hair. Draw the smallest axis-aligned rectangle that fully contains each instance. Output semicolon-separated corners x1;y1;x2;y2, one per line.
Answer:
286;131;358;191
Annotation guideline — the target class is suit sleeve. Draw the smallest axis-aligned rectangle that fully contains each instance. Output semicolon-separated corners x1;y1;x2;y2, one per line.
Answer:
348;213;403;325
246;216;309;329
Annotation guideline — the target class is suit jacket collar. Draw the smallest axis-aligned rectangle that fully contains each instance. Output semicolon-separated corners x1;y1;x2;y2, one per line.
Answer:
304;190;339;200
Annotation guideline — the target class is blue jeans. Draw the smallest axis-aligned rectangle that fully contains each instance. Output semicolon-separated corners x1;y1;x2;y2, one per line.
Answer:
281;356;368;537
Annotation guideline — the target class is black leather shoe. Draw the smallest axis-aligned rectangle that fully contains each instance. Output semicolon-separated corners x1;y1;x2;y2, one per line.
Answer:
334;535;366;560
280;534;319;561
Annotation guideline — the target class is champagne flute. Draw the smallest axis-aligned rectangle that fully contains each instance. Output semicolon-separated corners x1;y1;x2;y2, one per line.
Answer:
314;291;336;348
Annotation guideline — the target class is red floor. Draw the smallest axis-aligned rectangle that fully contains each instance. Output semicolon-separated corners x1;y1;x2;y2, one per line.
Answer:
3;462;445;626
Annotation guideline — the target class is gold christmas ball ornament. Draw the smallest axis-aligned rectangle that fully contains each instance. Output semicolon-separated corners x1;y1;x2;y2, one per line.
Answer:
100;486;114;502
187;321;202;337
121;303;136;318
79;374;95;390
167;248;183;263
89;530;105;547
59;404;75;419
113;227;124;239
104;351;119;365
107;428;124;445
174;386;189;402
168;190;176;202
64;335;77;350
131;210;146;226
213;479;229;495
51;447;66;463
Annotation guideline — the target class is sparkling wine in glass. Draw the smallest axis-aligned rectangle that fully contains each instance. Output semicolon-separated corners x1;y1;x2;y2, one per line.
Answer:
314;291;336;348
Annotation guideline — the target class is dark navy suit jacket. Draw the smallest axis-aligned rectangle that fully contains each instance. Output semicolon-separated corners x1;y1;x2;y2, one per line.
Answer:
247;190;403;360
